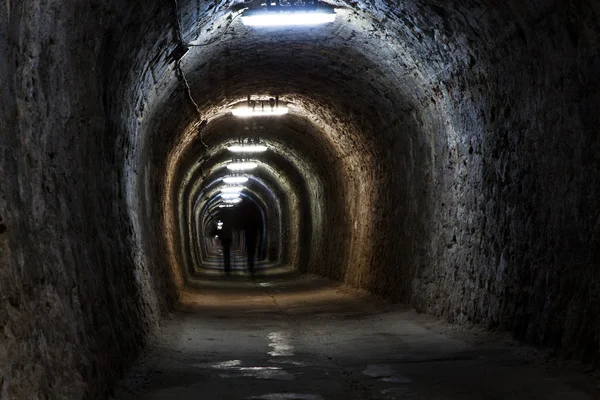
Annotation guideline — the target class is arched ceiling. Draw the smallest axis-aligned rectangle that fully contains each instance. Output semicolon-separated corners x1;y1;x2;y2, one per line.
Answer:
3;2;599;394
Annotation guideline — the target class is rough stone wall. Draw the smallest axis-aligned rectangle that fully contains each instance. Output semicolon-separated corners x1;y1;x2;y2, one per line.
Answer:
0;1;173;398
107;2;181;305
2;2;600;399
411;2;600;362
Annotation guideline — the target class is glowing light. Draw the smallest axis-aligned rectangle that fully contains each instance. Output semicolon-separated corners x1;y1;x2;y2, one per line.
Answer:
223;176;249;184
227;144;268;153
224;198;242;204
227;161;257;171
221;193;241;199
231;106;288;117
220;186;245;193
241;11;336;27
219;204;234;208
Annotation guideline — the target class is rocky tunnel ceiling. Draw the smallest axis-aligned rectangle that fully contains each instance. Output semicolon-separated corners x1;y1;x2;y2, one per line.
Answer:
1;0;599;397
131;0;436;295
101;0;600;360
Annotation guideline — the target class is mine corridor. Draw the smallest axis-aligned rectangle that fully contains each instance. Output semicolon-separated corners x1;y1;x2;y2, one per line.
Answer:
1;0;599;399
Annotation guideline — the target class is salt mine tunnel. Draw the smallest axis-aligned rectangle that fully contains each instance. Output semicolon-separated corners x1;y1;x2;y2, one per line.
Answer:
0;0;599;398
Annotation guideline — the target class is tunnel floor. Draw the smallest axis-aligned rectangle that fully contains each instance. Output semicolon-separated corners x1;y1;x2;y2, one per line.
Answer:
114;272;597;400
194;249;281;275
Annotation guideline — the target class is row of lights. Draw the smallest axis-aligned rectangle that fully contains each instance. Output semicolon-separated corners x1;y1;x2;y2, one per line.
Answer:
217;115;268;206
218;175;248;206
212;1;336;210
221;1;328;193
217;152;264;206
194;1;337;209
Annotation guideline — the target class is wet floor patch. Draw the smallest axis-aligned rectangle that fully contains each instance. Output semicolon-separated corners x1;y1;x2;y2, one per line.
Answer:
247;394;323;400
380;376;411;383
268;331;294;356
389;352;488;363
194;359;243;369
195;359;298;381
269;359;306;367
379;387;417;400
363;364;412;384
220;369;296;380
363;364;394;378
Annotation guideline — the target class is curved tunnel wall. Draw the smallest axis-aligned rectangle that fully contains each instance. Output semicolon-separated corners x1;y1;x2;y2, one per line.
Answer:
178;140;310;273
195;181;276;267
197;175;284;262
181;116;350;274
1;0;599;397
181;161;280;273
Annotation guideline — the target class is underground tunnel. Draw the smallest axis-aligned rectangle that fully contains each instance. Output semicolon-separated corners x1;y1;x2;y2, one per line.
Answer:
1;0;599;398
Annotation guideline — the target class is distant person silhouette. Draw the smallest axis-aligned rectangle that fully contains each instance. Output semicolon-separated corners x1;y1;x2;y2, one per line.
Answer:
237;200;263;277
213;215;234;276
245;225;259;276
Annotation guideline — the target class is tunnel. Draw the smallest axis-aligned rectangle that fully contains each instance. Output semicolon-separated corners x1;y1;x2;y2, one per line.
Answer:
1;0;599;398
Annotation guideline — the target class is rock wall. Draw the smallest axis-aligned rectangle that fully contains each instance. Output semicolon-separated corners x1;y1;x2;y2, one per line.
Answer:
411;2;600;362
1;0;600;398
0;1;173;397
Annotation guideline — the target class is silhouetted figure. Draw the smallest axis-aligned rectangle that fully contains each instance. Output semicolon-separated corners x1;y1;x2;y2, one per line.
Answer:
245;227;259;276
237;199;263;277
218;222;234;275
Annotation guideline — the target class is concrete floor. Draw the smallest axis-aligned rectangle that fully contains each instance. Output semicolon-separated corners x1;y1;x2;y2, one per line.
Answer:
114;270;599;400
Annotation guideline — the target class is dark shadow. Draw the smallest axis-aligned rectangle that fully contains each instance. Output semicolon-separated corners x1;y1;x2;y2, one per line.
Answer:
235;199;264;276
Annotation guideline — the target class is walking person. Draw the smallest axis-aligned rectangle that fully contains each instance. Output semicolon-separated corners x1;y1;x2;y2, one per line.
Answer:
244;226;259;277
237;199;263;277
219;221;234;275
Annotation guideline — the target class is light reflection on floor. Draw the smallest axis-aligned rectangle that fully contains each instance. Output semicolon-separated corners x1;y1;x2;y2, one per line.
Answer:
116;273;598;400
268;331;294;357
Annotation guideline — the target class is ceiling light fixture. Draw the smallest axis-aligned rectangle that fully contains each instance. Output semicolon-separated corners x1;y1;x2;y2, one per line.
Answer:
231;95;289;117
227;161;258;171
227;144;268;153
223;176;249;184
232;107;288;117
221;193;242;199
241;10;336;26
220;186;245;193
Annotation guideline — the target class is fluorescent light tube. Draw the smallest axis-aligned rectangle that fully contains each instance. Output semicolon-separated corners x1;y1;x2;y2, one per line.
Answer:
223;176;249;184
227;162;258;171
220;186;245;193
221;193;241;199
242;11;336;27
231;107;288;117
227;144;268;153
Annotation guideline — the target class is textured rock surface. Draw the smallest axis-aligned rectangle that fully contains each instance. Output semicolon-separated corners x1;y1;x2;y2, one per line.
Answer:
1;0;599;398
0;1;174;398
411;3;600;363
